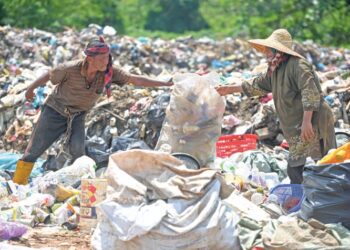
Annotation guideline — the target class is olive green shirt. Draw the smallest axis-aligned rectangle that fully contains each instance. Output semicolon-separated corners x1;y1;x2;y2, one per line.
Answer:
242;56;336;166
45;59;131;116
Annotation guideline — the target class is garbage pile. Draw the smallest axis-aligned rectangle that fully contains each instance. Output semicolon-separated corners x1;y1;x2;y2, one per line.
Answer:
0;156;98;249
1;24;350;249
1;24;350;159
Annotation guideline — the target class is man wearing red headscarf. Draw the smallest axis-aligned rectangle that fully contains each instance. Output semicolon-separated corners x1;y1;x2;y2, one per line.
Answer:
13;37;173;185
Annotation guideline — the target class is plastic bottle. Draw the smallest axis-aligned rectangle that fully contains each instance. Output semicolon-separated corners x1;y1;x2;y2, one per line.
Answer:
250;172;266;188
251;193;264;205
266;194;279;204
263;173;280;190
0;219;28;240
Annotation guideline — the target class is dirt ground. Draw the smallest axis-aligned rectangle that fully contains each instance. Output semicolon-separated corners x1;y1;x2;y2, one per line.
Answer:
6;226;91;250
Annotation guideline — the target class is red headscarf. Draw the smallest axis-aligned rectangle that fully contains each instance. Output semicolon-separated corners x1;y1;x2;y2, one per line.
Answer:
84;36;113;97
267;50;290;76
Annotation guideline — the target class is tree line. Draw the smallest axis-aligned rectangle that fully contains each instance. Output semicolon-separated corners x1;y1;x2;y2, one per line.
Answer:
0;0;349;46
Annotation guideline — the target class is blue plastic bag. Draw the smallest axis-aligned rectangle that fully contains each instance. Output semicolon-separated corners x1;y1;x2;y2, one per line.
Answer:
0;153;44;179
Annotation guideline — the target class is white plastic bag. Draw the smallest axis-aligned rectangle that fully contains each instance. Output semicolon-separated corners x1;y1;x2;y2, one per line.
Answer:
156;72;226;166
36;156;96;193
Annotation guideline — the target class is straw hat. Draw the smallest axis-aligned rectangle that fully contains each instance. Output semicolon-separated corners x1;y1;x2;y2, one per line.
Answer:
248;29;304;59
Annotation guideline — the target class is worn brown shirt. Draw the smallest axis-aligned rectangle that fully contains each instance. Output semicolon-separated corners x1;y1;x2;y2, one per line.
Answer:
242;56;336;166
45;60;131;115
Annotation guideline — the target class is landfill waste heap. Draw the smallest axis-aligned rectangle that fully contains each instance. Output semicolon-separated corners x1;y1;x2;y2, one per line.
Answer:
1;24;350;250
1;25;350;162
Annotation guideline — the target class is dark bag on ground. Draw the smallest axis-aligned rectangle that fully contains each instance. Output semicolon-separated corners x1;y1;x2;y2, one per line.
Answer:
300;162;350;229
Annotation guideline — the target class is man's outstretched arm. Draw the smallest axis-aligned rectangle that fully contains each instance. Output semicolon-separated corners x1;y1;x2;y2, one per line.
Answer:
129;74;173;87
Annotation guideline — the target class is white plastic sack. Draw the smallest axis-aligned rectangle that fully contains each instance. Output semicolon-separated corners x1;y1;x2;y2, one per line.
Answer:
155;72;226;166
91;150;240;250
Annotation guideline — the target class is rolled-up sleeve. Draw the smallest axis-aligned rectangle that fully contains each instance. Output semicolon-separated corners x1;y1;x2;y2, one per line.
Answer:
112;66;131;86
242;73;271;97
295;59;321;111
50;64;68;85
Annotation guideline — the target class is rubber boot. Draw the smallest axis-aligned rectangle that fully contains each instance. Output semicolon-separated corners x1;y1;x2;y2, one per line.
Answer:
13;160;35;185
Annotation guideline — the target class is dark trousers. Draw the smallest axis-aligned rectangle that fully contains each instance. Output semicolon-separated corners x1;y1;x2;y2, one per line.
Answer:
287;139;326;184
287;165;304;184
22;105;86;163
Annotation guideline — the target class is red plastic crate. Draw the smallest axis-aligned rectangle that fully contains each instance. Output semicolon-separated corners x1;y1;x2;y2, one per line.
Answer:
216;134;258;158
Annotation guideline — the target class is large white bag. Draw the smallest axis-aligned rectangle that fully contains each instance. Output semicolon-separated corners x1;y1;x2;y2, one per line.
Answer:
91;150;241;250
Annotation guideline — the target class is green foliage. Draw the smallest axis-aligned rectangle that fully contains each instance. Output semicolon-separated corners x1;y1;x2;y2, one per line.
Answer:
200;0;350;46
0;0;349;46
144;0;209;32
0;0;125;32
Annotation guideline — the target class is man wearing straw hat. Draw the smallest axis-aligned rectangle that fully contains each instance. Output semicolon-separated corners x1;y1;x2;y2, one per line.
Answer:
216;29;336;184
